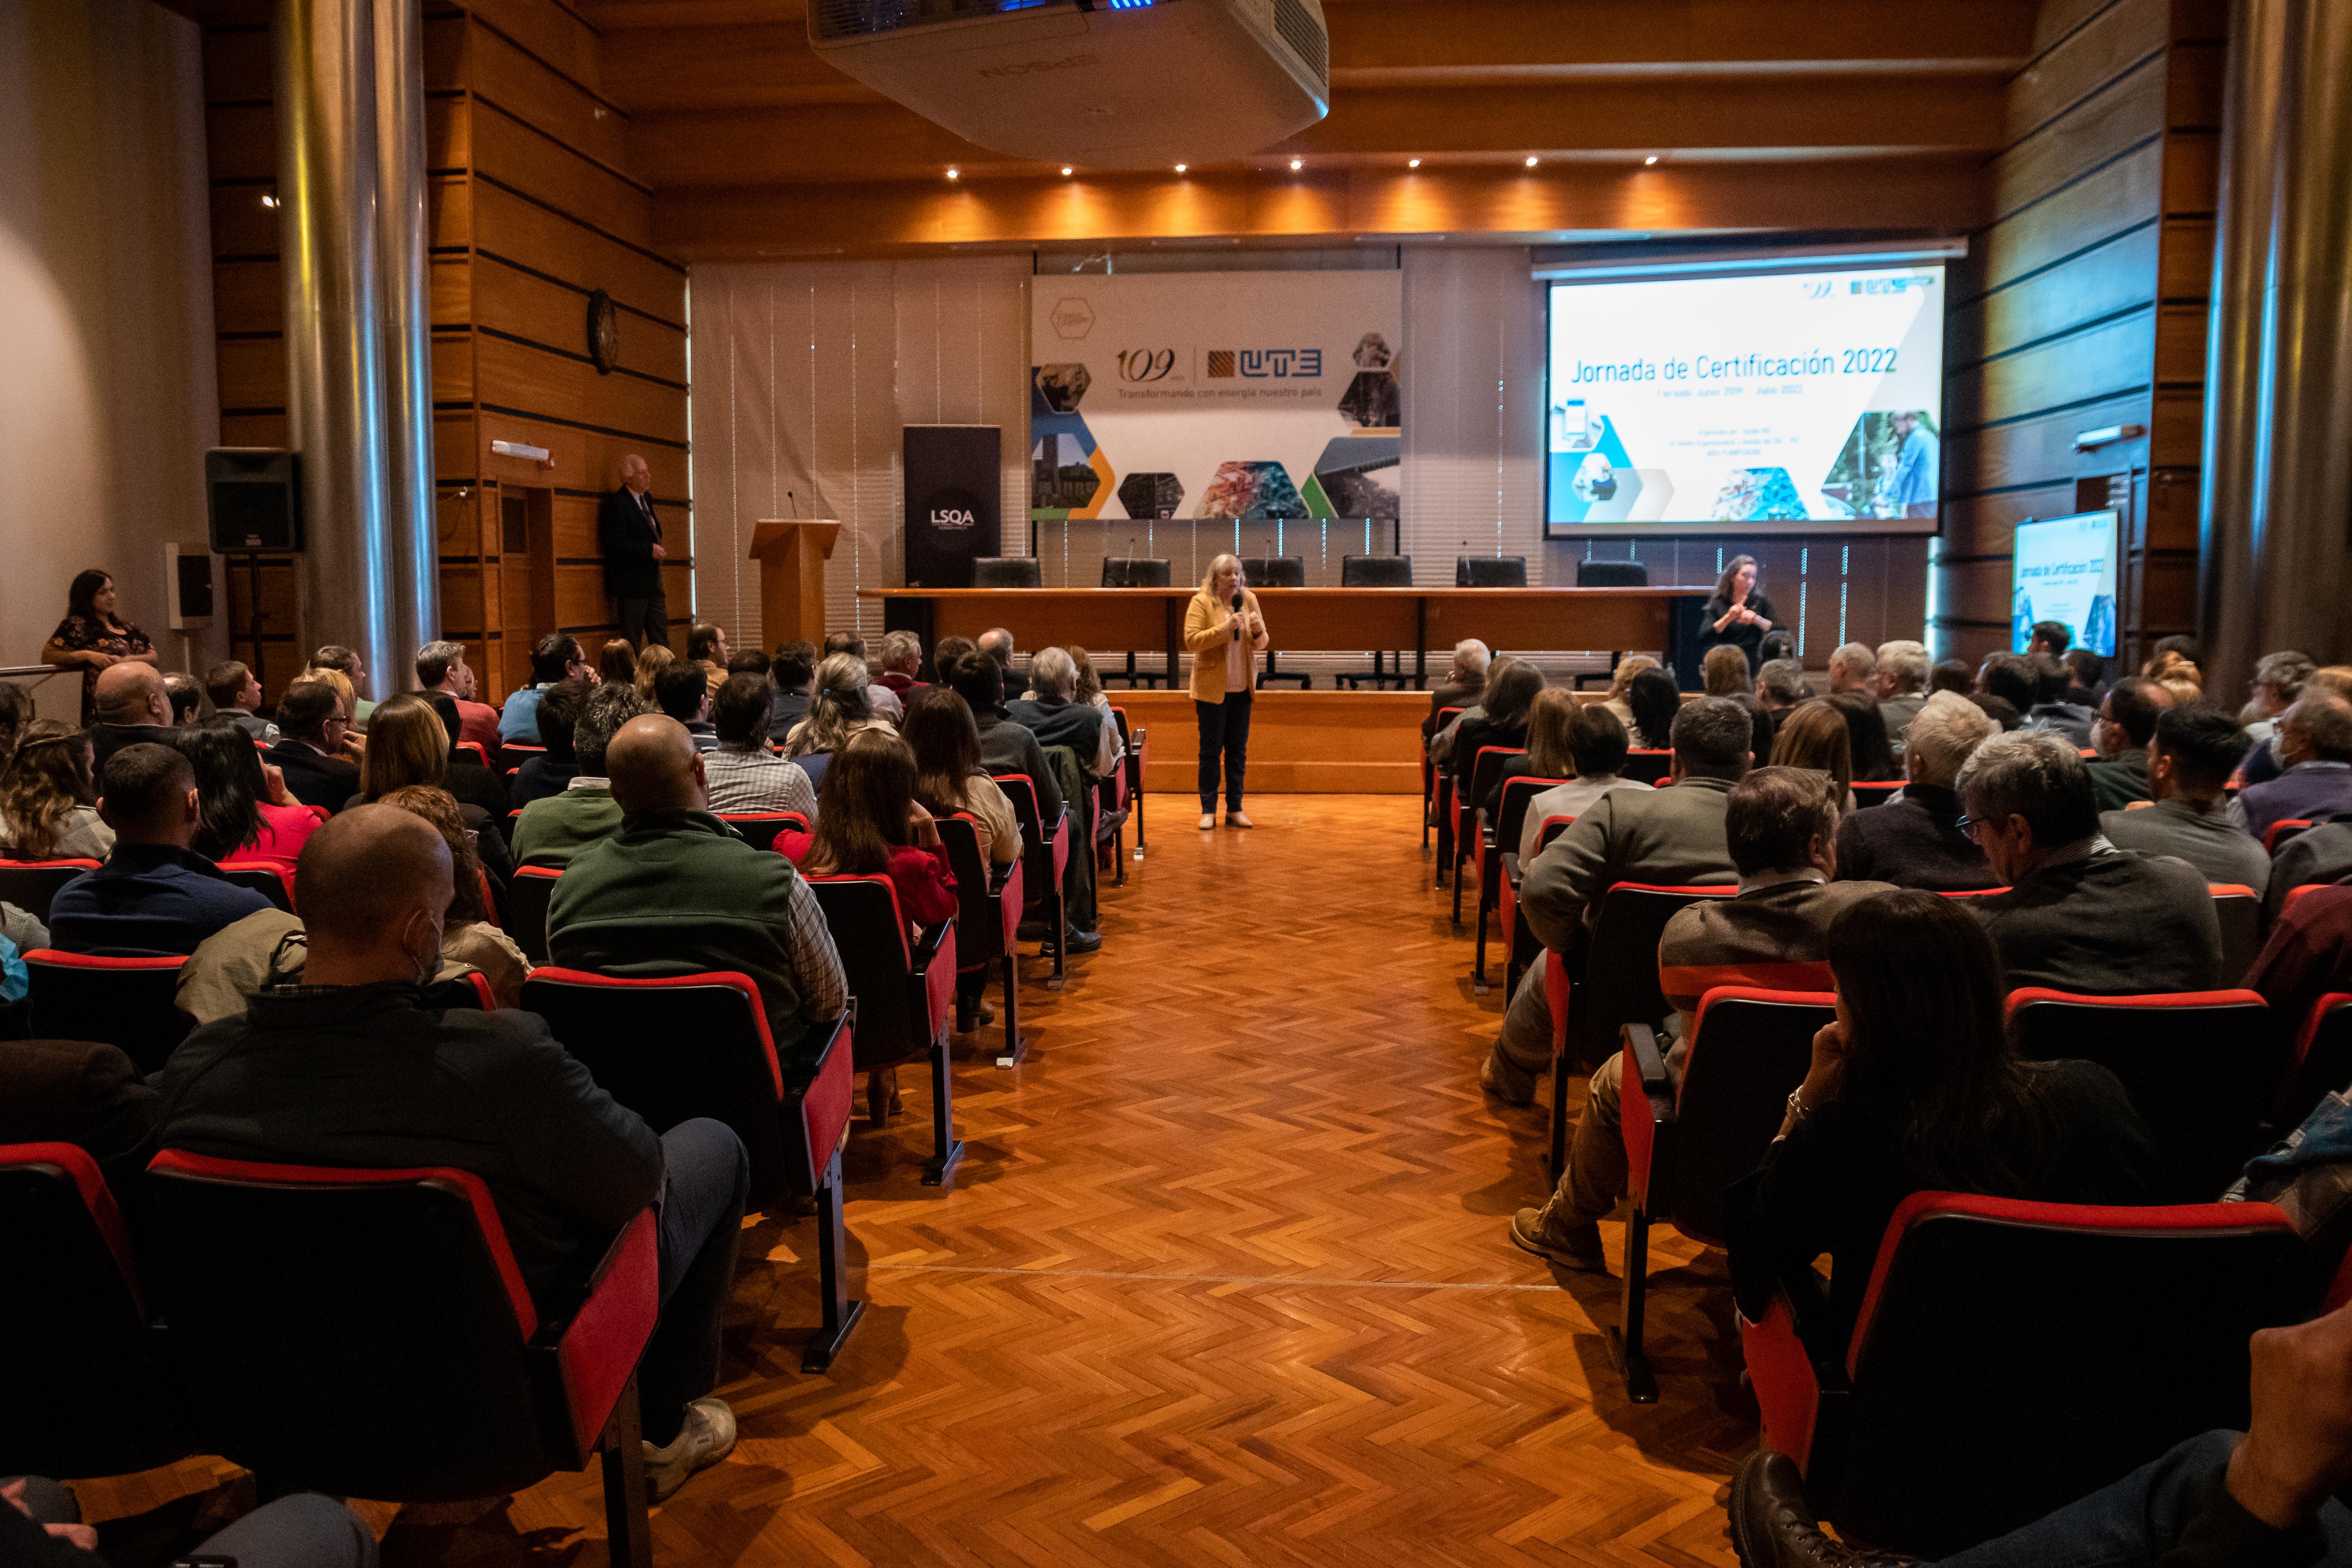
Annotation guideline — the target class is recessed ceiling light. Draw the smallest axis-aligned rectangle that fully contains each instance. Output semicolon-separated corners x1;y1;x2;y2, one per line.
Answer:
1289;158;1303;170
1061;166;1073;176
1407;158;1421;168
1645;155;1659;165
1525;156;1539;168
1174;163;1188;173
946;167;960;180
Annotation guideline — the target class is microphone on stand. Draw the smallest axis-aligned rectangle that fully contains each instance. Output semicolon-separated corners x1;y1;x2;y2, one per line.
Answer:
787;489;800;519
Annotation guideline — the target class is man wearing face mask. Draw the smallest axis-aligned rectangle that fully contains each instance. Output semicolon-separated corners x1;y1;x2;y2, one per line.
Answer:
154;806;754;1502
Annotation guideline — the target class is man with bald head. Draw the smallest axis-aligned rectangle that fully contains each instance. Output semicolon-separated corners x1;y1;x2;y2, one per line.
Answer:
600;452;669;651
88;660;182;775
548;714;846;1053
155;803;753;1501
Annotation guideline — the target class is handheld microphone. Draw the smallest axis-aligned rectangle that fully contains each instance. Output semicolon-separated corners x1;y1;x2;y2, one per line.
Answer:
1231;589;1244;638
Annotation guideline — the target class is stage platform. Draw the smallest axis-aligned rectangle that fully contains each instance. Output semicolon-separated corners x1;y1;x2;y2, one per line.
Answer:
1110;689;1429;794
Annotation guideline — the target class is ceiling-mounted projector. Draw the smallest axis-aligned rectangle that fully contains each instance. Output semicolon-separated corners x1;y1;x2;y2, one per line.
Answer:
808;0;1329;169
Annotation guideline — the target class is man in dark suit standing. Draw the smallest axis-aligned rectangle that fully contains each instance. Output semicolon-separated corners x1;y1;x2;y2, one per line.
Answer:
601;453;668;650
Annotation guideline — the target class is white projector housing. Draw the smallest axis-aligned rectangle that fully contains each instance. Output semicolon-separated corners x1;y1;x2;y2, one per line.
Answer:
808;0;1329;169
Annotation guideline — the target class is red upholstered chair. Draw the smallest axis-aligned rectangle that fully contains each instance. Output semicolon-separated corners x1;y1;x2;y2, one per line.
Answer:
718;812;810;854
1544;882;1735;1178
143;1150;662;1568
508;863;562;964
497;742;546;775
1449;745;1518;922
1422;706;1464;852
219;859;298;911
806;874;962;1184
2282;881;2333;919
1848;781;1904;810
1110;706;1145;856
1473;774;1568;992
1615;986;1836;1403
2005;989;2282;1203
1498;815;1574;1000
2277;992;2352;1130
1740;1193;2312;1560
23;952;191;1074
936;814;1027;1068
0;1143;184;1479
454;741;491;770
1621;748;1674;786
2209;883;2262;983
1096;716;1135;886
993;773;1070;990
520;970;862;1370
2267;818;2317;855
0;859;102;925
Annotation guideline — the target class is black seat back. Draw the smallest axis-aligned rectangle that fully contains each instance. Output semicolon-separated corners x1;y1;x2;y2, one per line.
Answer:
1576;560;1649;588
1621;748;1674;785
522;969;795;1203
935;815;1013;964
1099;557;1172;588
717;812;809;853
2279;992;2352;1129
1573;884;1732;1065
144;1151;553;1499
24;953;191;1074
1340;555;1413;588
974;556;1043;589
218;861;296;910
1666;990;1833;1241
1827;1195;2311;1557
1493;774;1565;857
807;876;930;1070
0;861;101;924
509;864;560;963
1456;555;1528;588
1240;556;1306;588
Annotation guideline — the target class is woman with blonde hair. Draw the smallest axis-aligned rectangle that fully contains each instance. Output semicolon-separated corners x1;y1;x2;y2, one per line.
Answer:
377;783;532;1008
0;721;112;861
1183;553;1269;830
783;651;894;790
632;642;676;704
1769;699;1856;813
354;694;517;884
1482;684;1580;818
1601;654;1661;737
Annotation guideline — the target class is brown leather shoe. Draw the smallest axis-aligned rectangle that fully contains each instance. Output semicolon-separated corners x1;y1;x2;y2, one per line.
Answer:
1728;1450;1919;1567
1509;1207;1607;1272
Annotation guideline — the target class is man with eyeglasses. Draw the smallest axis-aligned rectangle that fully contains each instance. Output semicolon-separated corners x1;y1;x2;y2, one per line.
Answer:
266;679;362;815
1954;730;2222;995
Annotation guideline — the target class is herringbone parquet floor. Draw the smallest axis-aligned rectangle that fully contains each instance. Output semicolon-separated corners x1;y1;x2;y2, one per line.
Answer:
83;795;1756;1565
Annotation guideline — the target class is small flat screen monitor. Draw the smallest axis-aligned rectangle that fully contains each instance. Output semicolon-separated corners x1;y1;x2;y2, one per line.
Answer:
2011;509;2119;658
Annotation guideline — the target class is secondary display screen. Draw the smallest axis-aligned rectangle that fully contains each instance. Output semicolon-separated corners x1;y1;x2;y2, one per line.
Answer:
1544;262;1946;536
2012;510;2119;658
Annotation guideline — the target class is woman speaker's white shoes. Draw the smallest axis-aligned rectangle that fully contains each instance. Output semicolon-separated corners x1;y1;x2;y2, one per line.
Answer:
1199;813;1217;830
1227;812;1254;829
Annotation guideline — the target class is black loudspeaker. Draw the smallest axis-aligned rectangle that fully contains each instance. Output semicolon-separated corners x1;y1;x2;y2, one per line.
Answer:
205;449;303;552
904;425;1000;588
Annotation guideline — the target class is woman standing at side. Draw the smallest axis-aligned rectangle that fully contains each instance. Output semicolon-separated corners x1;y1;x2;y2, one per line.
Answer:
42;568;158;726
1696;554;1783;676
1184;554;1268;831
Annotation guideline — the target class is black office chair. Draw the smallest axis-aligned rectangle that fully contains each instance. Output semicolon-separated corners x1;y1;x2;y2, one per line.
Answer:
1240;556;1310;688
1574;558;1650;688
1100;557;1173;688
1457;556;1529;588
973;557;1042;589
1336;554;1416;690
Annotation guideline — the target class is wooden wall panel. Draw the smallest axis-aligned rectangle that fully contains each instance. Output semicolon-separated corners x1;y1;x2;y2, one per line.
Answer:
471;180;684;325
212;260;282;333
470;103;653;243
215;337;287;410
474;333;687;443
477;411;687;496
467;0;604;95
474;257;687;382
468;22;632;172
1949;224;2158;366
430;335;474;403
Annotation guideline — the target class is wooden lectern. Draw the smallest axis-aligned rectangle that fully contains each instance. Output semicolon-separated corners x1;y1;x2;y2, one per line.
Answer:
749;520;840;649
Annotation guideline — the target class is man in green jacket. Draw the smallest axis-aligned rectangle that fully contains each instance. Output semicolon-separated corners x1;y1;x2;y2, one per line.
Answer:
547;715;846;1060
513;683;645;866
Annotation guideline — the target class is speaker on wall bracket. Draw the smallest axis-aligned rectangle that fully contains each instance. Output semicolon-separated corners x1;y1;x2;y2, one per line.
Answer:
205;449;304;553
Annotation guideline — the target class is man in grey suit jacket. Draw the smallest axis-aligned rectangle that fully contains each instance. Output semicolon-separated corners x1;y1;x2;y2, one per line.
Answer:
1479;696;1751;1108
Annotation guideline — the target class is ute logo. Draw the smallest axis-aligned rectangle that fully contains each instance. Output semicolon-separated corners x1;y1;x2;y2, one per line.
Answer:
978;53;1097;79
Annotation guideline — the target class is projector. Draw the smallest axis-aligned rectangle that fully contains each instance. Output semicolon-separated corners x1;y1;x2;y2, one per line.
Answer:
808;0;1329;169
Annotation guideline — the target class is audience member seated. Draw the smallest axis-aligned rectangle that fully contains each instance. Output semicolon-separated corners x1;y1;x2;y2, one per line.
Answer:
204;659;278;745
767;640;818;745
1008;647;1116;782
977;626;1027;706
352;695;513;882
632;643;680;708
154;804;748;1500
2099;705;2270;894
511;683;644;867
0;1035;157;1191
1598;654;1661;742
1;900;41;1000
547;714;847;1060
600;637;639;689
510;677;588;808
2147;649;2208;709
2235;693;2352;845
725;649;770;679
1724;889;2161;1358
704;672;818;818
687;620;730;698
1426;639;1492;741
293;667;370;763
2242;649;2315;748
1873;639;1931;748
1705;646;1776;762
48;744;270;955
1478;697;1751;1105
499;632;587;744
1449;661;1546;801
2062;646;2108;705
824;631;904;725
2085;675;2165;810
1753;658;1808;747
1732;1294;2352;1568
267;679;361;814
2240;665;2352;789
944;651;1065;828
653;665;719;754
414;639;501;754
1769;701;1855;814
907;689;1020;869
1975;651;2042;730
1485;687;1579;820
1826;642;1876;696
1828;690;1900;782
0;721;113;861
183;719;319;868
380;784;531;1007
307;644;375;728
876;630;927;697
2246;881;2352;1051
163;671;207;728
1621;665;1683;754
1834;692;1998;890
1957;729;2224;992
7;1480;379;1568
783;652;896;791
1929;657;1974;697
2267;818;2352;921
87;663;183;775
1517;704;1652;863
1508;768;1898;1270
1067;647;1128;785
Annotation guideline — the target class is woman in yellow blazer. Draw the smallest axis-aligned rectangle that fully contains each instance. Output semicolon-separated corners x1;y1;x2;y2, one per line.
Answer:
1184;553;1270;830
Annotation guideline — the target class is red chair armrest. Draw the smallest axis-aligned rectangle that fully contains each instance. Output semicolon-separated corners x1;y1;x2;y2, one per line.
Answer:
994;859;1025;935
1044;806;1070;879
548;1207;660;1462
1740;1290;1824;1469
912;920;957;1037
791;1014;855;1194
1619;1022;1675;1207
1545;949;1573;1056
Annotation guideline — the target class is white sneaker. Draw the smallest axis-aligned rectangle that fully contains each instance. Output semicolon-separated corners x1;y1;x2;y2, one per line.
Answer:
642;1396;737;1502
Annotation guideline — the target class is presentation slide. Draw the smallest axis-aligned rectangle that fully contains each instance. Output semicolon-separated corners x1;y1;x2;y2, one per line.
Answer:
1544;262;1946;536
2012;510;2118;658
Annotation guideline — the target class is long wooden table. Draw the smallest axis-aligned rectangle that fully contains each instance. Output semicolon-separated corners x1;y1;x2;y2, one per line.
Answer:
862;585;1713;687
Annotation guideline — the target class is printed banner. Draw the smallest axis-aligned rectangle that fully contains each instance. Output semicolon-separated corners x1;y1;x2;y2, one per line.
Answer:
1029;271;1404;527
2012;510;2119;658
